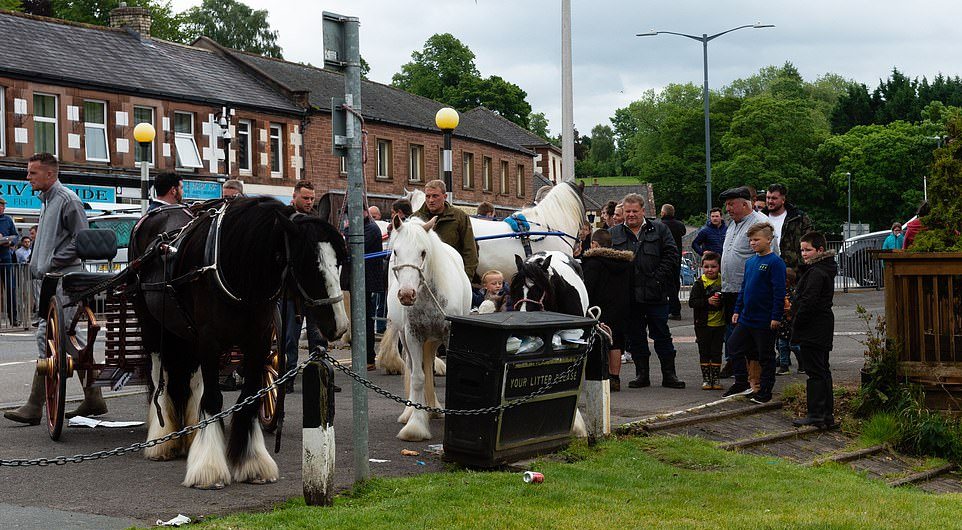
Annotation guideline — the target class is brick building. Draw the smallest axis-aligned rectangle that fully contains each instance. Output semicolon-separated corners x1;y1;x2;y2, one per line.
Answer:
0;8;538;219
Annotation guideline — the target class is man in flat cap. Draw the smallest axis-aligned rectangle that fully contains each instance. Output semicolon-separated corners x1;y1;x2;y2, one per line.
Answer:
718;186;778;378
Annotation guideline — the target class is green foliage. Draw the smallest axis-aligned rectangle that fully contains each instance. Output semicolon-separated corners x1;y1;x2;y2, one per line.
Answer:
815;121;936;233
360;56;370;79
0;0;23;10
910;114;962;252
182;0;281;56
51;0;188;42
859;412;901;446
526;112;552;143
852;306;962;461
392;33;532;127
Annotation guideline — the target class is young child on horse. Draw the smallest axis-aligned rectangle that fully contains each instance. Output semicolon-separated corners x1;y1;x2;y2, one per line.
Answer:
580;229;634;391
689;251;725;390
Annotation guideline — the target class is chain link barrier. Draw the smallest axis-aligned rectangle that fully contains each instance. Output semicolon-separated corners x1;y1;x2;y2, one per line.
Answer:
1;326;598;467
0;349;318;468
317;327;595;416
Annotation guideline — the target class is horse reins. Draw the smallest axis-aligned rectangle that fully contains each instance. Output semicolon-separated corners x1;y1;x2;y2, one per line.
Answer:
391;261;448;316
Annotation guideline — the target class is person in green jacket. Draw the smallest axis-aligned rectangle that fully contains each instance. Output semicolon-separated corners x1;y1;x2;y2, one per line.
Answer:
414;180;478;282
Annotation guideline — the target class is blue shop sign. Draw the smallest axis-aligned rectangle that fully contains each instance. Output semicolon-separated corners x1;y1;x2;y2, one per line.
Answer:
183;179;222;200
0;179;115;210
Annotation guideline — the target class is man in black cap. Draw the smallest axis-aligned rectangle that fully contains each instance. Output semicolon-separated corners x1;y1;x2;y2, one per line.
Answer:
718;186;777;378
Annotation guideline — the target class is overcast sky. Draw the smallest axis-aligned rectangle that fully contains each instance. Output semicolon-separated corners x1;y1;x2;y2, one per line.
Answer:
172;0;962;135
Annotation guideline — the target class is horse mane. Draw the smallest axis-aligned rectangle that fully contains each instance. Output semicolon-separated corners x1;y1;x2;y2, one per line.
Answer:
216;196;291;301
292;214;348;266
519;181;584;233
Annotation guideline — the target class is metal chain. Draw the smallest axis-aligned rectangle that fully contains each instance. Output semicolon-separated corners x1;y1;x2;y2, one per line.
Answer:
319;326;598;416
0;349;319;468
1;326;602;467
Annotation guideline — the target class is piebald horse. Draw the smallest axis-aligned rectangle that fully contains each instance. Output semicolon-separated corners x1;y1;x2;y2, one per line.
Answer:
387;215;472;441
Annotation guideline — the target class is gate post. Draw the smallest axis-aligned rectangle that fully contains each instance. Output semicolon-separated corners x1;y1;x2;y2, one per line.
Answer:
303;358;336;506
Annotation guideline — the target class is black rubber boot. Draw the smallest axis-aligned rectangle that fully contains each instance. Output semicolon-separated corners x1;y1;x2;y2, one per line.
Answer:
627;355;650;388
660;357;686;389
700;363;712;389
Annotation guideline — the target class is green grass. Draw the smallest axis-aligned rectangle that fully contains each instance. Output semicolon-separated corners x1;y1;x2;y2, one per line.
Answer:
577;176;644;186
190;437;962;529
860;412;901;447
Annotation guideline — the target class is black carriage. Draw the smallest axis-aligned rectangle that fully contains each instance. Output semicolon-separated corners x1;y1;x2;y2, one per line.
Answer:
35;226;285;440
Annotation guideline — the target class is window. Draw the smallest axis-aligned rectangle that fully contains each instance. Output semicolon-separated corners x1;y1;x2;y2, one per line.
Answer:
462;152;474;189
83;100;109;162
409;144;424;182
376;139;393;179
500;161;509;194
33;93;58;155
0;87;5;156
173;111;203;168
236;119;252;173
516;164;525;198
133;106;154;165
269;123;283;177
482;157;492;191
339;156;347;175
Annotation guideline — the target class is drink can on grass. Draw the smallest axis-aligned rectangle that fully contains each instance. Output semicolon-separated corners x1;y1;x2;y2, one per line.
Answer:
523;471;544;484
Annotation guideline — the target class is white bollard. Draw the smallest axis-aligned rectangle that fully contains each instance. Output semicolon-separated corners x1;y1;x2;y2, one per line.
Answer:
303;358;336;506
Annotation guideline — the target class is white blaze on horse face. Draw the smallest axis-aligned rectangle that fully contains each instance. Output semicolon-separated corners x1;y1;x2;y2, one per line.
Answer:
393;239;425;306
317;242;349;337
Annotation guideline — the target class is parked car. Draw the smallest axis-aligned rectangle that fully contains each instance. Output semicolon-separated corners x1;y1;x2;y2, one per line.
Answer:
680;251;697;286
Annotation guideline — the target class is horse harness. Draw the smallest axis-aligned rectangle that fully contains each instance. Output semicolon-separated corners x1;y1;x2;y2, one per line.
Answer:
504;213;578;258
136;202;342;340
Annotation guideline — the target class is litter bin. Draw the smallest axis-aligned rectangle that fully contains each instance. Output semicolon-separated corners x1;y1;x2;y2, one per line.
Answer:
443;310;597;467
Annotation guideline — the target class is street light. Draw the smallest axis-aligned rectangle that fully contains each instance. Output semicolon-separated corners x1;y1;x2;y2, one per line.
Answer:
846;171;852;241
133;122;156;214
435;107;460;203
637;23;774;216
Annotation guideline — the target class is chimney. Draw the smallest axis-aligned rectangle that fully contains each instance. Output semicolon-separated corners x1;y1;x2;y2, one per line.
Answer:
109;2;151;37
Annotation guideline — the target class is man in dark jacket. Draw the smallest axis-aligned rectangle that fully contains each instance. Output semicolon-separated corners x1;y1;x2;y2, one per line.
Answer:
764;183;813;272
691;207;727;257
791;232;838;427
610;194;685;389
660;204;686;320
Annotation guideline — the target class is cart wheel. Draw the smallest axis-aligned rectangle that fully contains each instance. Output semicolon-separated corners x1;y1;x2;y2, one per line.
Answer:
44;297;68;441
259;308;285;432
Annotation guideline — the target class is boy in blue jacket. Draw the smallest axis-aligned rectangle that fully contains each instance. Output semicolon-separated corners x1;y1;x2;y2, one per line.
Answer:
721;222;786;403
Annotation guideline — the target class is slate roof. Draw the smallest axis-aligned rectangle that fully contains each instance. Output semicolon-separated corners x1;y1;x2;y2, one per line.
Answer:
227;50;535;156
462;107;559;151
583;183;653;213
0;11;302;113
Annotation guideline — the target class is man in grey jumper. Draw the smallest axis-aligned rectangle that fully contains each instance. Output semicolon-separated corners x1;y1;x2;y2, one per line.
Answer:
5;153;107;425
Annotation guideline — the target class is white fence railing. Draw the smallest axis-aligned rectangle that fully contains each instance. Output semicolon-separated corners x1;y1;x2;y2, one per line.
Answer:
0;262;33;331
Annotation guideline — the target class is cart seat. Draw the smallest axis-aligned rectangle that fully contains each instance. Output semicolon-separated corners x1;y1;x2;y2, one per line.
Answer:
62;271;120;297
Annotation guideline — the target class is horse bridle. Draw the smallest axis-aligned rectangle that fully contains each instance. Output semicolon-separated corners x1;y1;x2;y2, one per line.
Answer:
283;212;344;308
391;260;447;315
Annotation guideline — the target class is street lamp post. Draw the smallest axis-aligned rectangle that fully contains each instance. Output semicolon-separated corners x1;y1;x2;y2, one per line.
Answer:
435;107;460;203
133;122;156;215
846;171;852;241
637;23;774;216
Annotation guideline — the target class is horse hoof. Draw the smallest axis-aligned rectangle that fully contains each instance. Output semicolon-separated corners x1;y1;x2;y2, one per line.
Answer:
192;482;225;490
247;477;277;485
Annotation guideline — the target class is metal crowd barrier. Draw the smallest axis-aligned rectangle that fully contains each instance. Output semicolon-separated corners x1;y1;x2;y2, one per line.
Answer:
827;240;885;292
0;262;33;331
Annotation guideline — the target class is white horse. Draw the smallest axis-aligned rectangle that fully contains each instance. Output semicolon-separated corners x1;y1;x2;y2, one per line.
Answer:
472;181;585;283
376;183;585;374
388;216;472;441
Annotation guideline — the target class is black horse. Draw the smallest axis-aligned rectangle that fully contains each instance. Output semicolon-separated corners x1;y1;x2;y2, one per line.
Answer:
129;197;347;489
510;252;586;316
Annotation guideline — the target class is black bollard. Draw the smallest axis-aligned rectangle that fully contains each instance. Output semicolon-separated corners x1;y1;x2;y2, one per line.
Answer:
303;357;336;506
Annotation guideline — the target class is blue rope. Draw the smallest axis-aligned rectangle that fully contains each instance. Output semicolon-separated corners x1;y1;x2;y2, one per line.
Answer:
363;231;576;261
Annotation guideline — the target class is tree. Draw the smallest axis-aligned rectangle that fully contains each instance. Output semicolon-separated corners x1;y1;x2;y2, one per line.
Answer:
873;68;920;124
183;0;281;57
527;112;553;143
50;0;188;42
392;33;532;127
815;121;935;233
1;0;25;11
360;56;370;79
830;83;875;134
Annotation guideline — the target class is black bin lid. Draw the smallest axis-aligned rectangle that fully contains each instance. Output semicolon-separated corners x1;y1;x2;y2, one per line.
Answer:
446;311;596;330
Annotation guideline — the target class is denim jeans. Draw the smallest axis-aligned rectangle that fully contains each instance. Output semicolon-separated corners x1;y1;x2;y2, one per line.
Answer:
776;337;800;368
625;302;676;361
371;291;386;334
727;324;777;398
282;299;325;373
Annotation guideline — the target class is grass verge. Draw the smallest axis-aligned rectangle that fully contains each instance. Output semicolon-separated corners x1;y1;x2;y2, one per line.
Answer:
190;436;962;529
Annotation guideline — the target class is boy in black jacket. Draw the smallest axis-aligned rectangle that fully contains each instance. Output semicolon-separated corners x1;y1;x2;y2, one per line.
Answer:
791;231;839;427
581;229;634;391
689;251;725;389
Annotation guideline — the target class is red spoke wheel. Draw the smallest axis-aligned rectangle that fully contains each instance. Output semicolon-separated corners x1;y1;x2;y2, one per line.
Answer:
44;297;68;441
259;307;285;433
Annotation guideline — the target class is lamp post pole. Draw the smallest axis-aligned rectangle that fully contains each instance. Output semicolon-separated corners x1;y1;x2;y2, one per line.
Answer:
846;171;852;240
638;23;773;216
133;122;156;215
436;108;460;203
